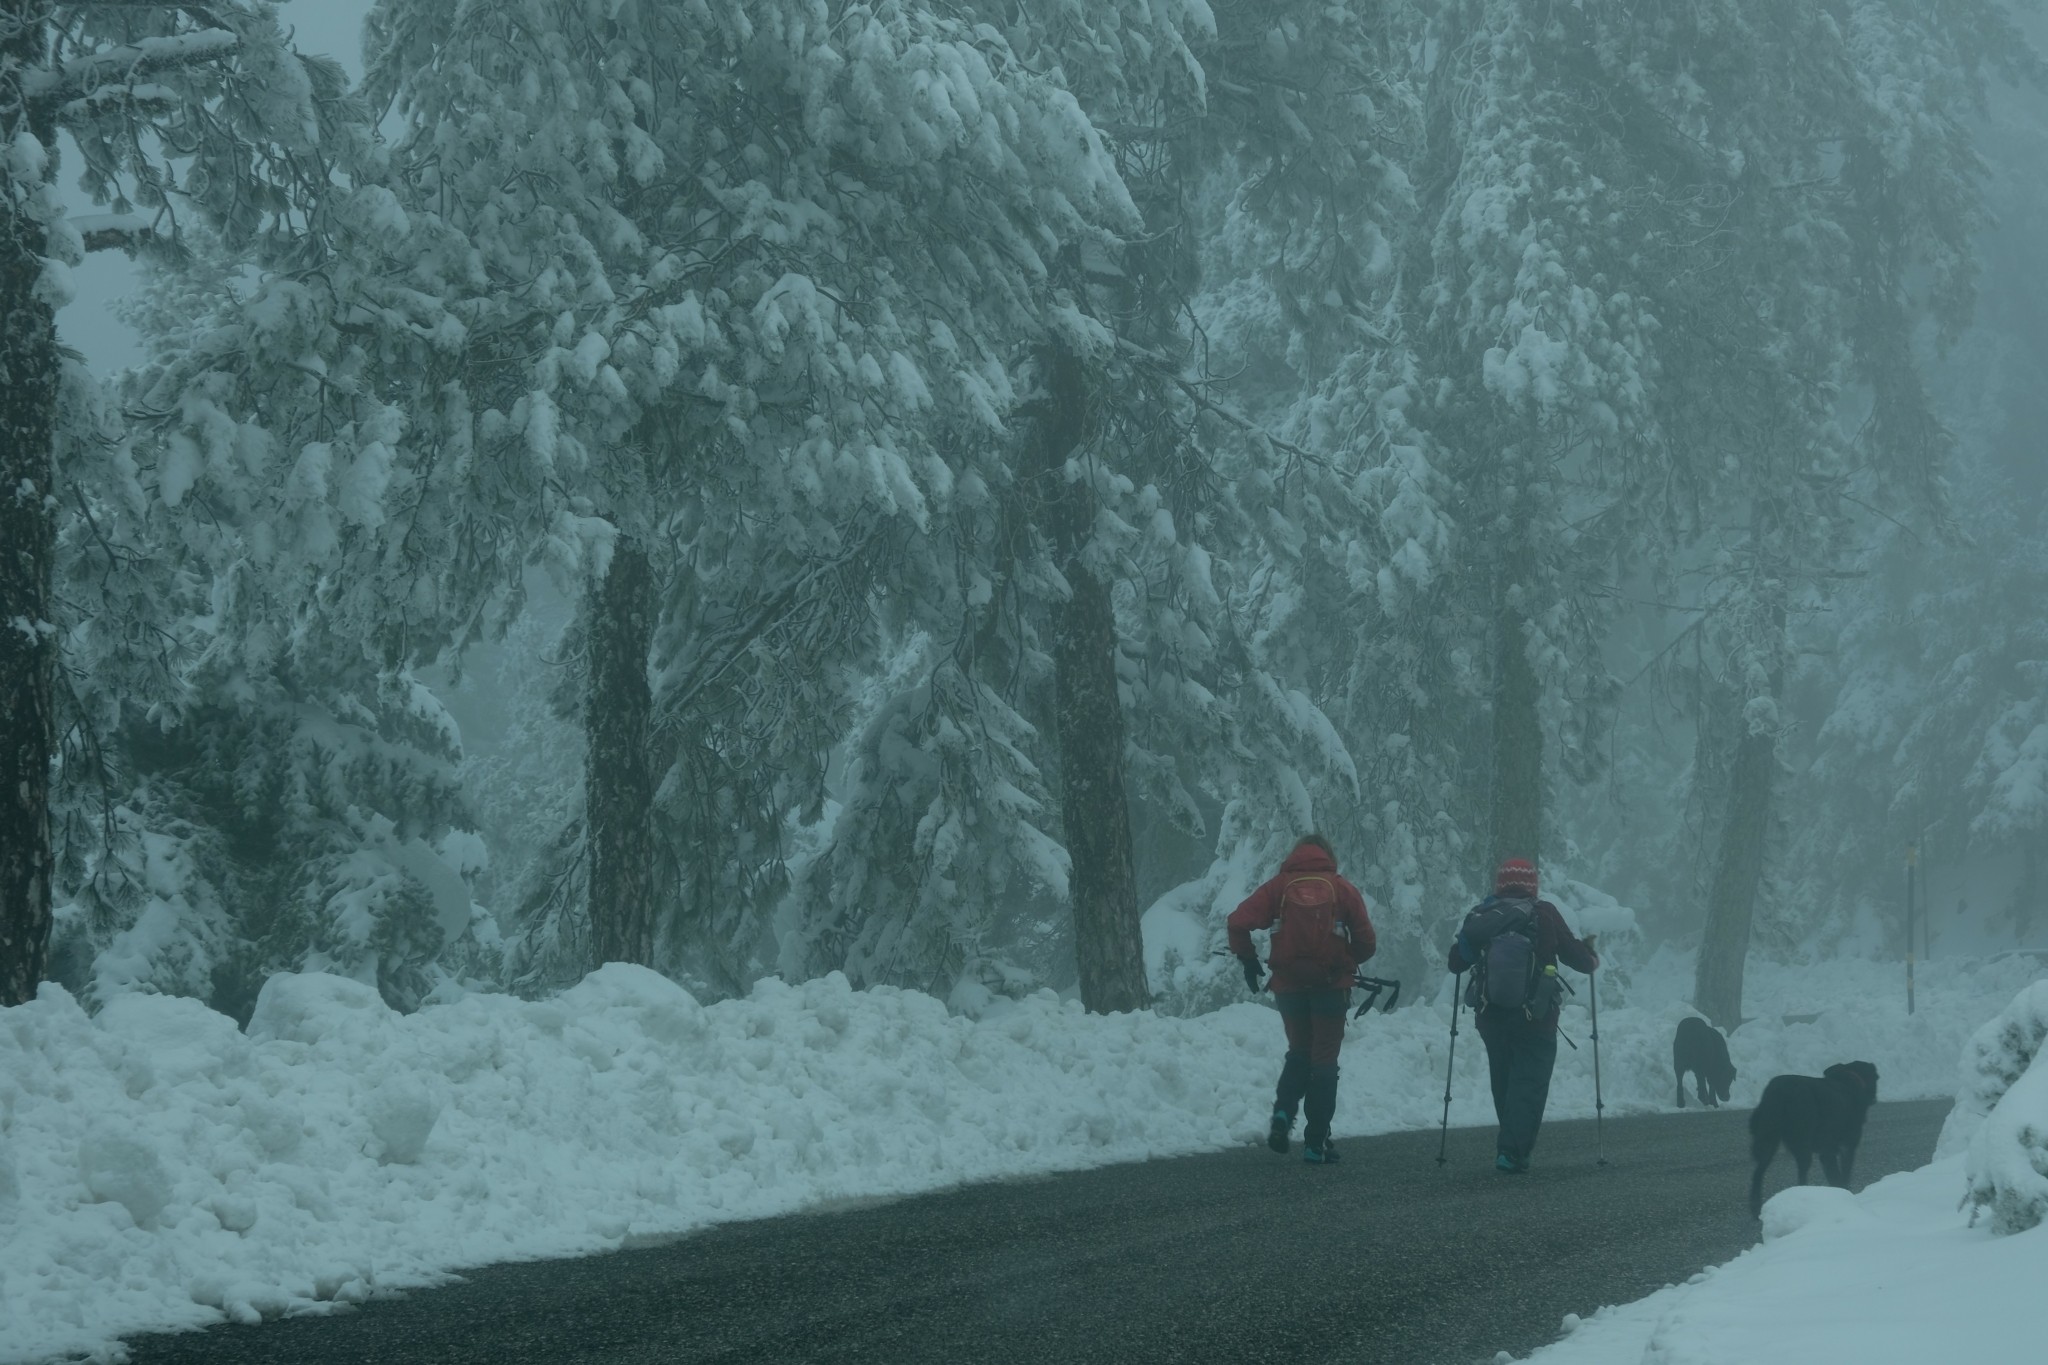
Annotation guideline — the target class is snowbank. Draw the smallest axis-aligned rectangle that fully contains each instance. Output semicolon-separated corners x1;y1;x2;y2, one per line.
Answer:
4;967;1259;1363
1498;978;2048;1365
1558;948;2047;1115
2;954;2040;1363
1505;1156;2048;1365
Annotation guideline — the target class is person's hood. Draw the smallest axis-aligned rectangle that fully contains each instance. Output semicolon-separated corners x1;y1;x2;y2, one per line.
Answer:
1279;843;1337;877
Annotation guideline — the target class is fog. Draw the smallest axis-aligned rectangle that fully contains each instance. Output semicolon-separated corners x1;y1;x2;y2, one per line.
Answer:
12;0;2048;1029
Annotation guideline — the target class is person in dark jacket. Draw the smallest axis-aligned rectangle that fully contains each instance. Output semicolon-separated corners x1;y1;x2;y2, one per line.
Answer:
1227;834;1376;1164
1448;857;1598;1173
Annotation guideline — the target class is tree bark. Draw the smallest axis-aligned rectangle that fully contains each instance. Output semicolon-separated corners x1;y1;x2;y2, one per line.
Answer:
1694;598;1787;1031
1037;348;1148;1013
0;36;60;1007
1692;697;1776;1031
1489;602;1544;875
584;539;659;968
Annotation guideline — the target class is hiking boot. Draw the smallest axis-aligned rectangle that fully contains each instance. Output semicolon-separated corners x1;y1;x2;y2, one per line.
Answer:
1303;1140;1340;1165
1268;1110;1293;1154
1495;1153;1528;1174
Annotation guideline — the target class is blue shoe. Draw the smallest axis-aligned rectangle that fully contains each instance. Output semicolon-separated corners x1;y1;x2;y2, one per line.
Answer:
1303;1140;1340;1164
1267;1110;1292;1154
1496;1153;1527;1174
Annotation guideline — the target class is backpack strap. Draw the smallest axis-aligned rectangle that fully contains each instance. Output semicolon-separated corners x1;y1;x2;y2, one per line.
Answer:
1283;874;1337;906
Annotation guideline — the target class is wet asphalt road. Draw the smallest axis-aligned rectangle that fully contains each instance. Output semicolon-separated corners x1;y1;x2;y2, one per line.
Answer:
123;1099;1949;1365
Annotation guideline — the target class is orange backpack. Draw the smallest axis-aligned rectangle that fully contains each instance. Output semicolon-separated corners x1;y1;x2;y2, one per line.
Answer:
1269;875;1354;975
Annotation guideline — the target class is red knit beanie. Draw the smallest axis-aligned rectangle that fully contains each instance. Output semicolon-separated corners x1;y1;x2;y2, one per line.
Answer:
1495;857;1539;896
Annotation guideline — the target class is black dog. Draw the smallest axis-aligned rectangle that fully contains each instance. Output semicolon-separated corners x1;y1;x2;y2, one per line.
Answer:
1673;1016;1736;1109
1748;1061;1879;1217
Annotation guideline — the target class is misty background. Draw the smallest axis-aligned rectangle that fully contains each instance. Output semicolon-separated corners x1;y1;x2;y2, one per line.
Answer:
23;0;2048;1028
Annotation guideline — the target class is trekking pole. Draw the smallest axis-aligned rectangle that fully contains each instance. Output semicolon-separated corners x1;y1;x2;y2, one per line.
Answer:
1589;969;1608;1168
1436;973;1462;1167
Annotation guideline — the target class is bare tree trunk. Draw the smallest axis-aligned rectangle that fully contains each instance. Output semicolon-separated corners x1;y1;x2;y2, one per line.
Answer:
1693;701;1776;1031
0;44;60;1007
1694;598;1787;1031
584;539;658;968
2016;842;2040;943
1489;600;1544;874
1055;542;1147;1013
1037;348;1147;1013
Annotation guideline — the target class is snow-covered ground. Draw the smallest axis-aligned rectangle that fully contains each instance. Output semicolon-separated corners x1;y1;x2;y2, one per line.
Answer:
2;951;2042;1364
1513;981;2048;1365
1507;1156;2048;1365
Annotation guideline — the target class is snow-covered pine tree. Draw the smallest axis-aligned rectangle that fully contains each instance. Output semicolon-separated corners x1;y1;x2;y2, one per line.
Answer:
1669;0;2034;1026
776;10;1171;1006
842;0;1404;1010
1149;0;1444;989
1785;20;2048;952
363;0;1147;996
63;184;506;1013
2;1;355;1006
1186;0;1664;970
1391;0;1677;883
933;0;1221;1013
783;0;1310;1011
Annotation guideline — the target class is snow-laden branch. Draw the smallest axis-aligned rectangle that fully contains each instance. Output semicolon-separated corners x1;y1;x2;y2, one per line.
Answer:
72;211;171;254
20;28;239;107
1112;336;1330;471
57;80;180;124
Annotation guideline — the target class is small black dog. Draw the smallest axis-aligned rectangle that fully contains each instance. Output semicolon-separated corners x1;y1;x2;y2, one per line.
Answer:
1748;1061;1880;1217
1673;1016;1736;1109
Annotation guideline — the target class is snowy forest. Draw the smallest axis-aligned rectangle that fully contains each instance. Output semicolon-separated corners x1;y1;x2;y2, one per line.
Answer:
6;0;2048;1033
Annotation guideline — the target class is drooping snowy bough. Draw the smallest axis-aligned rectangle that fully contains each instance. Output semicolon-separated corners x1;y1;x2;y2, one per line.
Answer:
1946;980;2048;1235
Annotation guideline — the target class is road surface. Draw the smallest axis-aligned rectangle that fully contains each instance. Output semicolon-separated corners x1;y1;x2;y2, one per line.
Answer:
124;1098;1951;1365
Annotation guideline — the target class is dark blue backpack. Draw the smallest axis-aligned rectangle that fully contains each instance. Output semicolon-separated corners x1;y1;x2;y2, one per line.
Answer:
1460;896;1541;1013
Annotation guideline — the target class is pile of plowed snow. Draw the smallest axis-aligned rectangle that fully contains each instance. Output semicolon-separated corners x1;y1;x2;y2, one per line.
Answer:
1508;977;2048;1365
3;950;2040;1363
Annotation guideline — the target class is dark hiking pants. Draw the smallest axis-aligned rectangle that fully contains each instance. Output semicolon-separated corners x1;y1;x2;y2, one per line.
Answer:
1478;1012;1558;1163
1274;988;1350;1148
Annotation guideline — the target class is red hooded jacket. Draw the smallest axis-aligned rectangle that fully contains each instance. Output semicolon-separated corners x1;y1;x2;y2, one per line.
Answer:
1227;843;1376;992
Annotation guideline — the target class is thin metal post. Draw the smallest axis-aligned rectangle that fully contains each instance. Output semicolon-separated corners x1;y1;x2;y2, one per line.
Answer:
1906;844;1918;1016
1922;854;1933;959
1589;968;1607;1167
1437;974;1462;1167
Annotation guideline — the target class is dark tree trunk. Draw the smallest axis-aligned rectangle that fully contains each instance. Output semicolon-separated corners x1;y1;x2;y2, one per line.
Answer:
1054;542;1147;1013
1037;348;1147;1014
584;539;658;968
1694;600;1787;1032
2015;842;2040;941
1;40;60;1007
1693;701;1776;1032
1489;602;1544;875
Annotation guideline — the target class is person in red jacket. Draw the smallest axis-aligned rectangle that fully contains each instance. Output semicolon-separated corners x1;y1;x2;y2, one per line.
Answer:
1227;834;1376;1164
1449;857;1599;1173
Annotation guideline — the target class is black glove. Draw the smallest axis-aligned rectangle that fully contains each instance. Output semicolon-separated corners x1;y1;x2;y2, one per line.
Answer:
1239;955;1265;993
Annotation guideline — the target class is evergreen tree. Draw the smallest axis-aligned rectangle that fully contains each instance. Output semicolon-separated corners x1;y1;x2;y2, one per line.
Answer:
363;0;1147;995
3;1;348;1005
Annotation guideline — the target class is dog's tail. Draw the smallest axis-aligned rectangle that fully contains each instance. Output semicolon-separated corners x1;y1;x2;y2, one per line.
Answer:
1749;1114;1777;1218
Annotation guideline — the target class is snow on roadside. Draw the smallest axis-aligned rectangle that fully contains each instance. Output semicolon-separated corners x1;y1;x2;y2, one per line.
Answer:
2;954;2041;1364
4;966;1265;1364
1500;977;2048;1365
1540;948;2048;1117
1501;1157;2048;1365
1959;981;2048;1234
